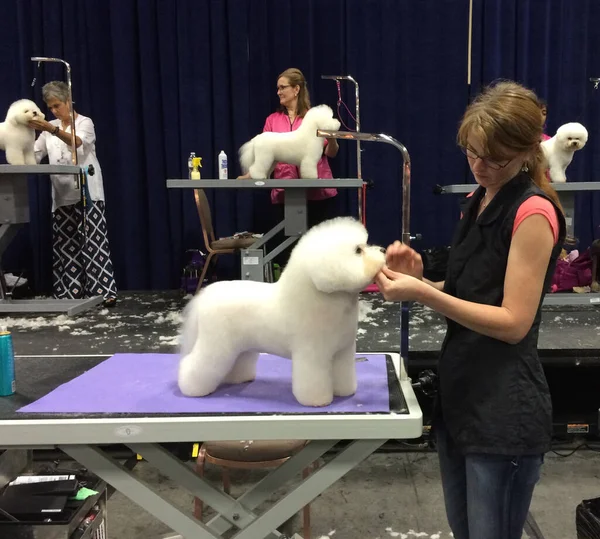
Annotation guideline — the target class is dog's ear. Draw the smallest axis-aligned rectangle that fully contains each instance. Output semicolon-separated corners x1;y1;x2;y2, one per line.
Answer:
308;264;341;294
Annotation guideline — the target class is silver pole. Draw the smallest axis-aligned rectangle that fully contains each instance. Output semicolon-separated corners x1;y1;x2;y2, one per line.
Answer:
322;75;363;223
31;57;78;165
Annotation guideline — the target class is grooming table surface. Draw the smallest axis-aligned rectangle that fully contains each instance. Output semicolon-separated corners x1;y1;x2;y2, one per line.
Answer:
0;353;421;446
16;353;398;415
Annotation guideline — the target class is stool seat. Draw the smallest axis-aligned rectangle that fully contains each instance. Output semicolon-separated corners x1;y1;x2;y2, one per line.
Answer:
203;439;306;463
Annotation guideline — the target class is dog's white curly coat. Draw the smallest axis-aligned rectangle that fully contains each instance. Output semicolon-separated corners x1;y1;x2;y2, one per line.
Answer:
178;217;386;407
0;99;45;165
239;104;341;180
541;122;588;183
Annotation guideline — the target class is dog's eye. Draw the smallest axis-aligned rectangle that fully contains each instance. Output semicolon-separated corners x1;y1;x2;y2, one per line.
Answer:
355;246;362;255
24;110;29;113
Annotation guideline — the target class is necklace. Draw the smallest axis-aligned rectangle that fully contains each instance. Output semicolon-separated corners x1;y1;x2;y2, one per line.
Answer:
480;192;489;210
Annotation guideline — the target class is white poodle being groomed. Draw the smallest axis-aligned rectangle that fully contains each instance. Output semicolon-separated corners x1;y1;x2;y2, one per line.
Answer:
0;99;45;165
238;104;341;180
541;122;588;183
178;217;386;407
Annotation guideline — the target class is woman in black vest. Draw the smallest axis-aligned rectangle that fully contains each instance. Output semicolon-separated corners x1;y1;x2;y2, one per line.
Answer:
376;81;566;539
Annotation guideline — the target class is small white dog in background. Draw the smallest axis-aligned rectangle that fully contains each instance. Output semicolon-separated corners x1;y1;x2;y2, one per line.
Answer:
0;99;44;165
541;122;588;183
239;104;341;179
178;217;386;407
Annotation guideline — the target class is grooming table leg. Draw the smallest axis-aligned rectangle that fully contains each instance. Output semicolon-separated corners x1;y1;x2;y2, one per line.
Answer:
61;445;221;539
127;443;273;535
232;439;386;539
524;511;546;539
206;440;337;536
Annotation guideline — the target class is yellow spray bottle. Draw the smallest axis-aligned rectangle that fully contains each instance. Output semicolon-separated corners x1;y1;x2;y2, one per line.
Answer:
191;157;202;180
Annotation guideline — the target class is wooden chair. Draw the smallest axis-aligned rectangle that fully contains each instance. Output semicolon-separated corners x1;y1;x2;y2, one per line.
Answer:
193;440;318;539
193;189;258;293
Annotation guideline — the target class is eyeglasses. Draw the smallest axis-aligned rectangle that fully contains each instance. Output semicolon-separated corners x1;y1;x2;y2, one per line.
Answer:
459;146;513;170
277;85;291;92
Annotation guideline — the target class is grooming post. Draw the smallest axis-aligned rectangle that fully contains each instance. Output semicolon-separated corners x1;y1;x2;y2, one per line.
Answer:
321;75;364;223
317;129;418;380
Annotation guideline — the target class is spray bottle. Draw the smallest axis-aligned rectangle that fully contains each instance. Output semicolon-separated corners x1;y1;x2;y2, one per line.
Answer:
188;152;196;179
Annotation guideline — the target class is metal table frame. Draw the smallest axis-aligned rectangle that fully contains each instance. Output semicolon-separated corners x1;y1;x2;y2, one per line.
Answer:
167;179;363;283
0;165;103;315
0;352;422;539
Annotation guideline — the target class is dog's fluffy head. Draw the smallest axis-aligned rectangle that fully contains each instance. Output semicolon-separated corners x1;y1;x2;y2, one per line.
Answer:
554;122;588;151
5;99;44;126
302;104;341;132
285;217;385;294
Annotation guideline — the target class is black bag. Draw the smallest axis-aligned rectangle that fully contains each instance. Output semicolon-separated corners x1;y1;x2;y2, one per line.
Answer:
576;497;600;538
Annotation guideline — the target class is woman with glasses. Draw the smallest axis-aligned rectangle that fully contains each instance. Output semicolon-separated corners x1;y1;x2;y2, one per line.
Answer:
238;67;339;230
375;81;566;539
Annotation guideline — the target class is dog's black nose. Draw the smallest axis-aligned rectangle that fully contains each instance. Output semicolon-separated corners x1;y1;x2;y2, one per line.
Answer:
32;111;37;116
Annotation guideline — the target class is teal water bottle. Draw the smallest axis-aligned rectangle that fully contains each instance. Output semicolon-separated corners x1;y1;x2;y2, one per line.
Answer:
0;326;15;396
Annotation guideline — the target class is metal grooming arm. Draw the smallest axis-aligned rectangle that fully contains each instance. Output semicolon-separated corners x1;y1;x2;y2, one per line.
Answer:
317;129;418;380
321;75;365;223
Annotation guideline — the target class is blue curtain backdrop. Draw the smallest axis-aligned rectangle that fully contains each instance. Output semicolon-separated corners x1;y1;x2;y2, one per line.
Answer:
0;0;597;292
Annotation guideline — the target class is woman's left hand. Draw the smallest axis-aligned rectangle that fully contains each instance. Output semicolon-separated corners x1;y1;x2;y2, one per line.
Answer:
28;119;54;132
375;266;426;302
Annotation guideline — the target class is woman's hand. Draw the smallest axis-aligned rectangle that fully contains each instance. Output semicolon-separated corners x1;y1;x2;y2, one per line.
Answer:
236;172;252;179
385;241;423;280
28;119;55;132
375;266;426;302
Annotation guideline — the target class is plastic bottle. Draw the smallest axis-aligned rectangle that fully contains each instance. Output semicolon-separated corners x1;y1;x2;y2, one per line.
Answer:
191;157;202;180
0;326;15;396
218;150;228;179
188;152;196;179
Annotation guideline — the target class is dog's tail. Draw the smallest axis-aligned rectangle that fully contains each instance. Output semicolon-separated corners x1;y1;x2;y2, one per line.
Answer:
239;139;255;173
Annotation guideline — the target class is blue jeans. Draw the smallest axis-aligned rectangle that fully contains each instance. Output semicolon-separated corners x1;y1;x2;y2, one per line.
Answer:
436;423;543;539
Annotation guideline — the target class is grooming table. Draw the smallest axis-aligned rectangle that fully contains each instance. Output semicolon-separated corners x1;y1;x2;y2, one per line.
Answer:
0;351;422;539
0;165;103;315
166;179;363;283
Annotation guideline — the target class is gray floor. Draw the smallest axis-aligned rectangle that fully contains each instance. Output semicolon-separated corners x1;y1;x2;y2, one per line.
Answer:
3;291;600;539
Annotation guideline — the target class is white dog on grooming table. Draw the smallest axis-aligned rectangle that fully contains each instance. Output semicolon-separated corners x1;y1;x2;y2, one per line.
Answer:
178;217;386;407
238;104;341;179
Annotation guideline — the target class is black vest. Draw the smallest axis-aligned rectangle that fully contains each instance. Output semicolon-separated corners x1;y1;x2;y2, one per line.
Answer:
434;173;566;455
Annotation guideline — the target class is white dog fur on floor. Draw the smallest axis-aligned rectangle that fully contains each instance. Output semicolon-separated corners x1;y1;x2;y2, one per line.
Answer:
0;99;44;165
541;122;588;183
238;104;341;180
178;217;386;407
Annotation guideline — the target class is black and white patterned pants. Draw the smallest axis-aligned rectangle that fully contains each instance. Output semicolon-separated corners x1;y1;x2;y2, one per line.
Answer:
52;201;118;300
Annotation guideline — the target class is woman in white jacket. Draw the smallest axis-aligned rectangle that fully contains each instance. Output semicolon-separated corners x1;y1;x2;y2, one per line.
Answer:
29;81;117;306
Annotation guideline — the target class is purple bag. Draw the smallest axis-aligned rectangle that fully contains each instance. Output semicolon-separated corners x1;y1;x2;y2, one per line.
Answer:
180;249;207;294
550;249;593;293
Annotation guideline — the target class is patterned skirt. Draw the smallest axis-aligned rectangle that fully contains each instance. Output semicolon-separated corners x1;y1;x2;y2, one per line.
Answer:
52;201;118;300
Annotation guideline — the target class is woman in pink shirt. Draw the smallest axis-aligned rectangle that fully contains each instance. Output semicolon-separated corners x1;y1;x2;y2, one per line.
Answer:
239;68;340;228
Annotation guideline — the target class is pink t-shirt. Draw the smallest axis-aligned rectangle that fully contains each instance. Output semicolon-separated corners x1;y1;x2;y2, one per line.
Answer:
263;111;337;204
465;192;559;245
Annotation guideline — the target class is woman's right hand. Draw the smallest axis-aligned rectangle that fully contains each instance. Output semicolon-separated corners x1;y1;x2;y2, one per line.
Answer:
385;241;424;280
236;172;252;179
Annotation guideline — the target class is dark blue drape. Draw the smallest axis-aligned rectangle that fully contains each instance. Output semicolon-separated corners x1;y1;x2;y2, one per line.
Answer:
0;0;597;292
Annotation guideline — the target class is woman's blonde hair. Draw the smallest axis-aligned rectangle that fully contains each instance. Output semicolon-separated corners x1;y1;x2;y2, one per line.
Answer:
457;80;562;212
277;68;311;118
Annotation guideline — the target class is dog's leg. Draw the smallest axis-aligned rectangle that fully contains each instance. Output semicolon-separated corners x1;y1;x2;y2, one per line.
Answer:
292;350;334;407
549;165;567;183
249;151;273;180
5;147;26;165
178;340;238;397
223;351;259;384
332;342;357;397
24;149;37;165
299;158;319;179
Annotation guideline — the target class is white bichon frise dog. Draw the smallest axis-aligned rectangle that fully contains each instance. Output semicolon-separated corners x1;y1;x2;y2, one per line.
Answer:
541;122;588;183
239;104;341;180
0;99;45;165
178;217;386;407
